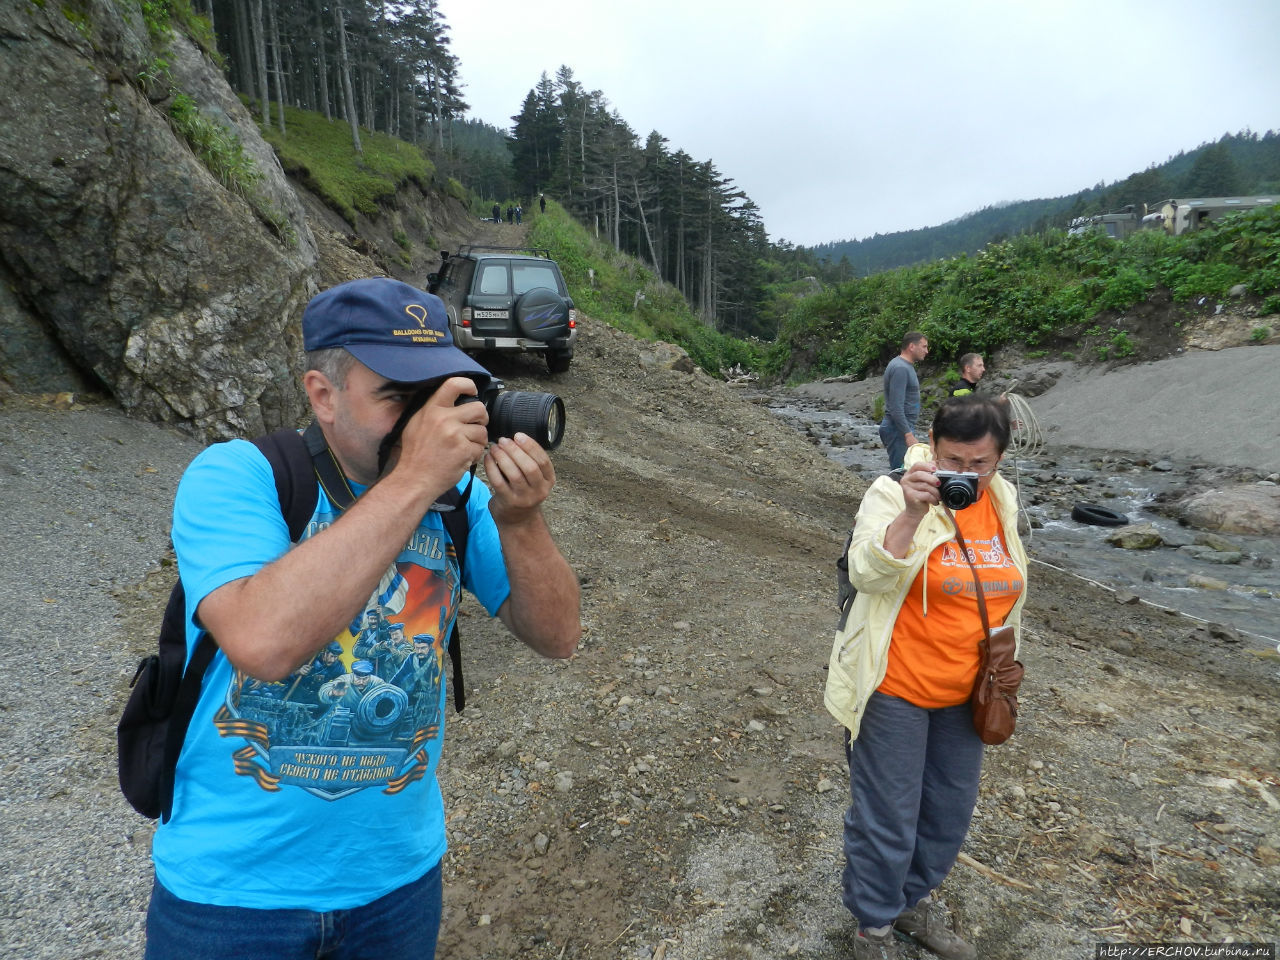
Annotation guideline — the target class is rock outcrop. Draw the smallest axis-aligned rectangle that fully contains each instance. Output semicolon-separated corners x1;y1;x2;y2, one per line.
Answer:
0;0;317;438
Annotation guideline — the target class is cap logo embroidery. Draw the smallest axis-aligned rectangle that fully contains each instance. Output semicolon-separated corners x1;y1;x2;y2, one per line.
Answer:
405;303;429;328
395;302;445;343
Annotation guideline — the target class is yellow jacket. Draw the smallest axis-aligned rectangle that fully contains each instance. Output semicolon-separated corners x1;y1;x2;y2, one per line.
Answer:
824;444;1029;738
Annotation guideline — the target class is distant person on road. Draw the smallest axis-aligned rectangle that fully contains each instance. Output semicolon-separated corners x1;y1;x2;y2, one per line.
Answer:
828;395;1028;960
879;332;929;471
515;204;523;225
951;353;985;396
491;201;501;223
506;205;514;224
539;193;546;214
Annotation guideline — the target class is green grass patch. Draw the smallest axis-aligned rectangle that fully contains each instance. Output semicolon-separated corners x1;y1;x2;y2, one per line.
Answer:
260;104;433;225
526;201;762;375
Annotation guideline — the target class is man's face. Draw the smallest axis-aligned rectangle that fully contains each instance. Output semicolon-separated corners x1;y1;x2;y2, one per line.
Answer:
326;361;421;485
909;339;930;363
964;357;986;381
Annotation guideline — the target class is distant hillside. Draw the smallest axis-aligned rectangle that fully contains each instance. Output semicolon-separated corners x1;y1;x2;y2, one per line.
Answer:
810;130;1280;276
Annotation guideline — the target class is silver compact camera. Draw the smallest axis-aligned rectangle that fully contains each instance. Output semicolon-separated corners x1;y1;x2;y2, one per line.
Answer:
935;471;980;510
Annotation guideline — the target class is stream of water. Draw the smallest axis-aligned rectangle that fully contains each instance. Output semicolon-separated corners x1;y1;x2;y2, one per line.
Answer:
761;393;1280;653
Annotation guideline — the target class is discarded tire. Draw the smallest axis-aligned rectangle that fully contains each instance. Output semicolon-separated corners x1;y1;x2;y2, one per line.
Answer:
1071;503;1129;527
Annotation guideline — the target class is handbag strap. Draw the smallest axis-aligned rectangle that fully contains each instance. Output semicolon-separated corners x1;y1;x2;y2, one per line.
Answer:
943;505;991;641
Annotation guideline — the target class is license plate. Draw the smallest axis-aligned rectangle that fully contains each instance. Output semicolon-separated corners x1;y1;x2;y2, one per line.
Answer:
473;310;508;319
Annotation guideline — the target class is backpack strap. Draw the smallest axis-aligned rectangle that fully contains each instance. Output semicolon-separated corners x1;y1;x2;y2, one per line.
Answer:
158;594;216;822
160;429;317;822
302;421;473;712
836;527;857;631
254;428;321;541
437;486;471;712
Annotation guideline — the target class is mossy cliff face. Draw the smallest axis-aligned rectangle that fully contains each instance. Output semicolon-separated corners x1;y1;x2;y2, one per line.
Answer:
0;0;317;439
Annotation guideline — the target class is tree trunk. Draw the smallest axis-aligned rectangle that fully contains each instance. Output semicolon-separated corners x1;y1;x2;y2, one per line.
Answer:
232;0;252;96
312;0;330;120
333;1;362;154
632;177;659;271
249;0;270;126
611;160;621;250
267;0;285;134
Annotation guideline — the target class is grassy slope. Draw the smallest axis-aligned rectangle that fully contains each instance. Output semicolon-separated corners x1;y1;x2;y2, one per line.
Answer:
261;105;434;225
773;204;1280;382
523;202;763;375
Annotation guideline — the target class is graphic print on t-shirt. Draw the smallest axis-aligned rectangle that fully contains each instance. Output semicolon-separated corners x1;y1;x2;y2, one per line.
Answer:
213;520;460;801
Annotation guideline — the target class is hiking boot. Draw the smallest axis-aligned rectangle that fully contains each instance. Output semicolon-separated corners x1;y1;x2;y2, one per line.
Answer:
894;897;976;960
851;927;901;960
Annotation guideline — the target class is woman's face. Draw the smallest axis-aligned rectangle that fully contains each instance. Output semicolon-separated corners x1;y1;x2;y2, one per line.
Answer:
930;432;1003;497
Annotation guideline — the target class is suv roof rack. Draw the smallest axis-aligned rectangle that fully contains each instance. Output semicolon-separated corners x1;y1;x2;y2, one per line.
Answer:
454;244;553;259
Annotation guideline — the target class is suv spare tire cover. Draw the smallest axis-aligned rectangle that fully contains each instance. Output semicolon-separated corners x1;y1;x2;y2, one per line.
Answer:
1071;502;1130;526
514;286;570;341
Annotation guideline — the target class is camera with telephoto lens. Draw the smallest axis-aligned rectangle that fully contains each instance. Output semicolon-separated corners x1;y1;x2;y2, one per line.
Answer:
377;377;565;476
935;470;980;510
458;378;565;451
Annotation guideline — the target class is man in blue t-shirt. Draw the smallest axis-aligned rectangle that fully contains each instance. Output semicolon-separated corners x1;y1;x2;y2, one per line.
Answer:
145;277;581;960
879;331;929;471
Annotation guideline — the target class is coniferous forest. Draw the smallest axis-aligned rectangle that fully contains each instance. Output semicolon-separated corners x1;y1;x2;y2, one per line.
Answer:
194;0;1279;343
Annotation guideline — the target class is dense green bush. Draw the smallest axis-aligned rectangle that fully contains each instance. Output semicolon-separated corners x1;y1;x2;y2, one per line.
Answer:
775;203;1280;380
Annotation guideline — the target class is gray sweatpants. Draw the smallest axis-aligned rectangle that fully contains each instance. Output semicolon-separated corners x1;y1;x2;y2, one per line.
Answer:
841;691;985;927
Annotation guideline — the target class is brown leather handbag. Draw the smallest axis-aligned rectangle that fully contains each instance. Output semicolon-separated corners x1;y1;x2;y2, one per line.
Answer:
947;509;1025;745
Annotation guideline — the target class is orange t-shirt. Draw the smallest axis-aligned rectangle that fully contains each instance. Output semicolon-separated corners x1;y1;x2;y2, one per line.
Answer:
877;491;1024;708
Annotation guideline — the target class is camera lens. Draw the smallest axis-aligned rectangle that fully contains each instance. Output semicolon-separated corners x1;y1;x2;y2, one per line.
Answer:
487;390;565;450
939;475;977;510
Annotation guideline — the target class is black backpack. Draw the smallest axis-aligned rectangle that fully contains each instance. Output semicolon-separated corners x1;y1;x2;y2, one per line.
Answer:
117;425;472;821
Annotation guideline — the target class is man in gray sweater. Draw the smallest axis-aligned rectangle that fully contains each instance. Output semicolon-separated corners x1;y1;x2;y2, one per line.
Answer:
878;331;929;470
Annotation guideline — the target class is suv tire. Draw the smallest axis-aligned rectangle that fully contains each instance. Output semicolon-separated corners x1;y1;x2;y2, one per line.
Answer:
514;286;571;342
546;349;573;374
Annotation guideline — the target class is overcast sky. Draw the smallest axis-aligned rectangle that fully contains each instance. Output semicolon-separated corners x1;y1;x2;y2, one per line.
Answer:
439;0;1280;247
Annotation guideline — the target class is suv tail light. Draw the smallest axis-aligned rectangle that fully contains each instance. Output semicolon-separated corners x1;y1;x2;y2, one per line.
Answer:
461;306;472;328
568;308;577;329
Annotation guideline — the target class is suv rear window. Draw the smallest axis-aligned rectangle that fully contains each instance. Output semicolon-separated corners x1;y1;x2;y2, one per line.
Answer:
476;262;510;295
512;263;561;296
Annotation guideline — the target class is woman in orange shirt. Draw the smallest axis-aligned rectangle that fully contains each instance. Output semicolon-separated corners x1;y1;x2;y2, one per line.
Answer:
826;396;1028;960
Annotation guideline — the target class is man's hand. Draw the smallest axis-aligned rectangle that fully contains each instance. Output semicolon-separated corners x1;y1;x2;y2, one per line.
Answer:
484;433;556;523
392;377;490;501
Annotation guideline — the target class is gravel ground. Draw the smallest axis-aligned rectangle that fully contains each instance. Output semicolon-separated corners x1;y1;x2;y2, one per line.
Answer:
0;398;203;957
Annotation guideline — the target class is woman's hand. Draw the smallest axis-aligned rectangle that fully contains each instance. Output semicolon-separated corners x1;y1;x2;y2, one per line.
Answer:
899;460;941;518
881;461;940;558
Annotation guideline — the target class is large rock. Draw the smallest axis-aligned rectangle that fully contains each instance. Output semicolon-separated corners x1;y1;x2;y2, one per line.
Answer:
1105;524;1164;550
1178;485;1280;536
0;1;317;438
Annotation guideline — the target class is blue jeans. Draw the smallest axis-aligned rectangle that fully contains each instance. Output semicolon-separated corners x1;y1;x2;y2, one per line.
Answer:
841;692;984;928
145;863;442;960
878;418;911;471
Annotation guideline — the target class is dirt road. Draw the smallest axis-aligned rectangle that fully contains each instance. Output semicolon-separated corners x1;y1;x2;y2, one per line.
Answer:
5;311;1277;959
430;320;1280;958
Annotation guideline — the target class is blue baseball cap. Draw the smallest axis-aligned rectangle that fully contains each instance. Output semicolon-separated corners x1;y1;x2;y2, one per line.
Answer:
303;277;490;385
